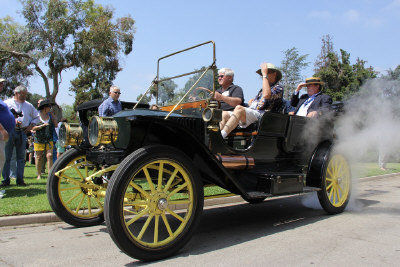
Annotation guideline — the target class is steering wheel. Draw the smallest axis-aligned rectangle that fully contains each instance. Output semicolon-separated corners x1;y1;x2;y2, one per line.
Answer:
195;87;221;109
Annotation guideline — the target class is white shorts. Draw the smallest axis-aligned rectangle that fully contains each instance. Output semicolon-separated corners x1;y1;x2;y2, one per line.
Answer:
229;108;263;128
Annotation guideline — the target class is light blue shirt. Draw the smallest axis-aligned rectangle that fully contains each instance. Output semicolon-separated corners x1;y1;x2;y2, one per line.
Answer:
98;97;122;117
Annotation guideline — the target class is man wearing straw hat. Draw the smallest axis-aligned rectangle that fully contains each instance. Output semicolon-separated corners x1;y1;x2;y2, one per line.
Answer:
289;77;332;118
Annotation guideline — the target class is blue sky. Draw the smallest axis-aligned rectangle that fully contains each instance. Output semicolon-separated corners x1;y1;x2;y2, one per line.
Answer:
1;0;400;105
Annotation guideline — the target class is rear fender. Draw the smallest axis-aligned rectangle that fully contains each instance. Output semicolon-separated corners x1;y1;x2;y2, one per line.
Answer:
306;140;332;187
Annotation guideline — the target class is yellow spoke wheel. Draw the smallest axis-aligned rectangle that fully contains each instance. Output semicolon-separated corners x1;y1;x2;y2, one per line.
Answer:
317;153;351;214
47;148;108;227
105;145;203;261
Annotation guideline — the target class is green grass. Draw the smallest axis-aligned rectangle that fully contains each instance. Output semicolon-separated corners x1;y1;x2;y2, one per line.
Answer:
0;164;51;216
1;162;399;217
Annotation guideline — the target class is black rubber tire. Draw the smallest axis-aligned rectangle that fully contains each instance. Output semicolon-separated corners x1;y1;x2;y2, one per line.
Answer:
47;148;105;227
105;145;204;261
317;153;351;214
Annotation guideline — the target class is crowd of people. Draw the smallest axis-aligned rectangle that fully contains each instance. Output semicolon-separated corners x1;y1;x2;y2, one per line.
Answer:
0;80;67;187
0;65;336;187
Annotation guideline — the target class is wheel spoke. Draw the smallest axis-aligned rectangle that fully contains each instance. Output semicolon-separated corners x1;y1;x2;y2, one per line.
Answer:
336;186;341;203
328;185;334;200
169;199;190;205
161;213;173;237
73;165;85;180
94;196;103;208
327;168;333;178
129;181;151;199
123;208;139;215
65;191;82;205
126;208;149;226
60;186;81;191
165;207;185;222
75;194;86;213
164;169;179;192
137;214;154;240
157;162;164;191
154;215;160;243
326;182;333;190
88;197;92;215
143;167;156;193
123;200;147;206
168;182;188;198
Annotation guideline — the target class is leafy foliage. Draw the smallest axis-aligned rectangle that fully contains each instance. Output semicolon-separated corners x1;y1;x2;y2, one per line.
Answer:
0;0;135;106
314;35;377;101
279;47;309;98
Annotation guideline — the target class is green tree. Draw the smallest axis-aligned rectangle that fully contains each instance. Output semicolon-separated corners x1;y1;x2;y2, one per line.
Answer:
27;93;45;108
0;17;33;96
0;0;135;105
60;103;78;122
314;36;377;101
279;47;309;98
136;78;178;106
385;65;400;80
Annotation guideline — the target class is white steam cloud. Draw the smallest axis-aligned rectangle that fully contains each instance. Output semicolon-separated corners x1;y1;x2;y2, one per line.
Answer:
302;78;400;211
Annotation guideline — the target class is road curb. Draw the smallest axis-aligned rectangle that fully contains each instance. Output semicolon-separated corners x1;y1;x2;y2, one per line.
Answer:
1;173;399;227
0;195;246;228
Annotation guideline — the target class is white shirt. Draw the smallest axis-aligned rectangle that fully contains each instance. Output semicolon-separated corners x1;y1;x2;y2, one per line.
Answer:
295;92;315;117
4;98;40;128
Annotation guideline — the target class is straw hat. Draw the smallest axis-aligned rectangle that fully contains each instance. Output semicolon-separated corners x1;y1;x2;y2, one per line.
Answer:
305;77;324;86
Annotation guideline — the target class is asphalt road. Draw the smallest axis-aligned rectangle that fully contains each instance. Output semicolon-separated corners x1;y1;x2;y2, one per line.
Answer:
1;175;400;266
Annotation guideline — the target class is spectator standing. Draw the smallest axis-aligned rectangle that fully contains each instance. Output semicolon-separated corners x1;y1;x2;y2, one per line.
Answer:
98;85;122;117
1;85;39;187
31;99;57;180
0;78;15;179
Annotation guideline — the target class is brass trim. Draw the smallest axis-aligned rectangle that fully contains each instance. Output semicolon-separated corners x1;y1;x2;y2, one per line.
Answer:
215;154;255;170
89;116;119;147
60;122;83;147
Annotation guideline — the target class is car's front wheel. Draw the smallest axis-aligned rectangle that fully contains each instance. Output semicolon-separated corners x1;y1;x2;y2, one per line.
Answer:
105;145;204;261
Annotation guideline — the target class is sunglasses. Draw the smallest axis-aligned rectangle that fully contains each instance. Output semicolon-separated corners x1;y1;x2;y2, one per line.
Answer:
218;75;225;79
113;91;121;94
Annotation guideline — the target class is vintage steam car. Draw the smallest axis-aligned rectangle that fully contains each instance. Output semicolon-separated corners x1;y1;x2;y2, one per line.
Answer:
47;41;351;261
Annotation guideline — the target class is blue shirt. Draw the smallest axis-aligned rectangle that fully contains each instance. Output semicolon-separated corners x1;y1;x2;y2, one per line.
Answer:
98;97;122;117
0;99;15;133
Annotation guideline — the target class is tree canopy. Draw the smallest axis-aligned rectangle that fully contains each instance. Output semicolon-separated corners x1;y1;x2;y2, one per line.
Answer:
314;35;377;101
279;47;309;99
0;0;135;107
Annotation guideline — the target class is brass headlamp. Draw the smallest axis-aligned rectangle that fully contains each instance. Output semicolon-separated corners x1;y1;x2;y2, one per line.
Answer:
88;116;119;147
58;123;83;147
202;100;222;131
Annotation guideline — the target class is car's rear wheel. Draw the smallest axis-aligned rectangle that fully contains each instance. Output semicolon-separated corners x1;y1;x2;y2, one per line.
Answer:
47;148;107;227
317;153;351;214
105;145;204;261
